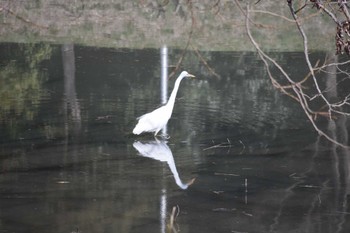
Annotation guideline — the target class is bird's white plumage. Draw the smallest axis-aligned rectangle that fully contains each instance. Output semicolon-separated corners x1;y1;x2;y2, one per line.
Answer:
132;105;171;135
133;71;195;136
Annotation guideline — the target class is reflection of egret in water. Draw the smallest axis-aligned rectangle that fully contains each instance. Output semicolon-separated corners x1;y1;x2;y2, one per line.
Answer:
133;139;195;233
133;140;195;190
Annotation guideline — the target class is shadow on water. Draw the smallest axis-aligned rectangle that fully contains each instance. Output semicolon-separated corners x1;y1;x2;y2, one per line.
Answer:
0;43;350;232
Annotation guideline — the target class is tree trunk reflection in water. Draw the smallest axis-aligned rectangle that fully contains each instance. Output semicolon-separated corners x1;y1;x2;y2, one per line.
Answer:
269;54;350;233
61;43;82;176
62;44;81;137
324;54;350;232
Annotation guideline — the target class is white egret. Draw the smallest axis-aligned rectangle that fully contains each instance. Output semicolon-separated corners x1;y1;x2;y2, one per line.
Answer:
133;71;195;136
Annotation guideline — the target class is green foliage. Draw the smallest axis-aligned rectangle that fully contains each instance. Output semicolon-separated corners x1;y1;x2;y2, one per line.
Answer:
0;43;53;138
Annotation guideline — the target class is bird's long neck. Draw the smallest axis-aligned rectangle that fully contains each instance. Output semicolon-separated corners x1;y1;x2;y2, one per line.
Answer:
166;76;185;109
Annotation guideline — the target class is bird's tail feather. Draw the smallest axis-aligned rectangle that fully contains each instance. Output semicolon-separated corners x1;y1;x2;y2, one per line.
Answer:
132;124;142;135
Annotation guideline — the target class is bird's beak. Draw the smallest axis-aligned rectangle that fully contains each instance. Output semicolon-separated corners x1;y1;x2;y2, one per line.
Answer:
187;73;195;78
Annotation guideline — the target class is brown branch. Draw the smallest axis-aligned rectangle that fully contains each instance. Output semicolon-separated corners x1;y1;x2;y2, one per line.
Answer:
242;2;300;101
288;1;335;110
169;0;195;79
250;8;324;24
249;9;295;22
191;45;221;79
0;5;48;29
338;0;350;21
233;0;276;29
212;0;221;16
314;58;350;70
245;2;349;148
289;1;350;117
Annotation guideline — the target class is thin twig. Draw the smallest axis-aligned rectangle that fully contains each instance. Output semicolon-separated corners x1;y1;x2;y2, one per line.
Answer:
0;5;48;29
191;45;221;79
249;9;295;22
244;2;349;148
169;0;195;79
288;1;333;109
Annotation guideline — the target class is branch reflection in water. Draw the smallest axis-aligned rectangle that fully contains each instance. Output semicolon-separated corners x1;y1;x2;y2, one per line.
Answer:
133;140;196;190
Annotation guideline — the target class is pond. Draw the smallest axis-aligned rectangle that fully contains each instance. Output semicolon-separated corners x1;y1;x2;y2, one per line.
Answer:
0;43;349;233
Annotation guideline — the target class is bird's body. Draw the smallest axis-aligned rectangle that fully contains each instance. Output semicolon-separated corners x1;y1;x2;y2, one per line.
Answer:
133;71;195;136
132;104;172;136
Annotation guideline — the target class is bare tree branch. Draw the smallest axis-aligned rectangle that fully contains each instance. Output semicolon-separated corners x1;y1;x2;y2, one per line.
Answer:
243;1;349;148
169;0;195;79
190;45;221;79
0;4;48;29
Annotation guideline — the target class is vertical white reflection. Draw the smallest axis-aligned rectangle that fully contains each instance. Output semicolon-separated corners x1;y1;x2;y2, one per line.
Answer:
245;178;248;204
160;45;168;233
160;188;167;233
160;46;168;135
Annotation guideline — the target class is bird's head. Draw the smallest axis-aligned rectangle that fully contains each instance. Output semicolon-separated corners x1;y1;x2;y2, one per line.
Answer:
181;71;195;78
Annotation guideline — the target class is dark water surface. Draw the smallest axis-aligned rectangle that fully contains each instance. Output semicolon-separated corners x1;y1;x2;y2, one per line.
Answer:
0;43;350;233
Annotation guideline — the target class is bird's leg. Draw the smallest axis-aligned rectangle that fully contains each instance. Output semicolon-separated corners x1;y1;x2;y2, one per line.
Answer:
154;137;161;143
157;133;170;140
154;130;160;137
154;131;170;140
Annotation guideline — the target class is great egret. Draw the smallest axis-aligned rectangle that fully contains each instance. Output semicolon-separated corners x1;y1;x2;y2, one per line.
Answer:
133;71;195;136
